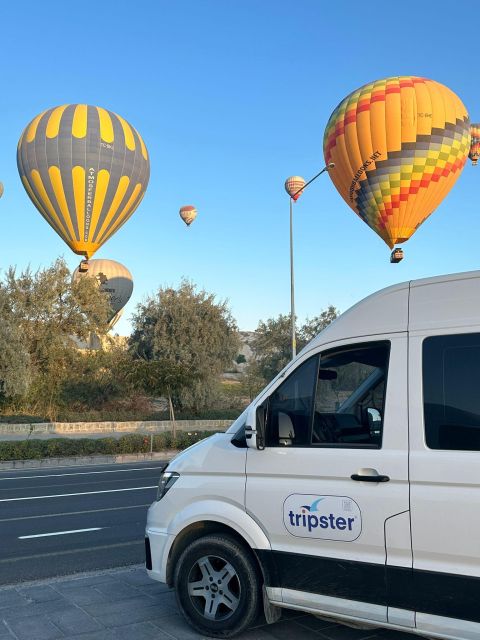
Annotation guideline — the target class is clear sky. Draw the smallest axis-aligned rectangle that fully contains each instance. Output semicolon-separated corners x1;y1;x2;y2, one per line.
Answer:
1;0;479;333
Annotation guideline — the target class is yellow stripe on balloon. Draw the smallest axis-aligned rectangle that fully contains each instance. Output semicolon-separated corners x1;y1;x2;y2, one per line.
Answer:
95;175;130;240
30;169;70;240
26;110;47;143
48;166;77;241
88;169;110;242
97;107;114;143
72;166;85;241
72;104;88;138
134;126;148;160
97;182;142;244
116;114;135;151
21;176;62;236
46;105;68;138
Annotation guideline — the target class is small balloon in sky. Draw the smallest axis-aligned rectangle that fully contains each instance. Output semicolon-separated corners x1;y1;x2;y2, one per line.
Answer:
17;104;150;259
323;76;470;253
179;205;197;226
469;124;480;166
0;182;3;199
285;176;306;201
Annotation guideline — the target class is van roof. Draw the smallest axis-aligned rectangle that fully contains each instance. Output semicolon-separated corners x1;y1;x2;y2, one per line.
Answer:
305;270;480;352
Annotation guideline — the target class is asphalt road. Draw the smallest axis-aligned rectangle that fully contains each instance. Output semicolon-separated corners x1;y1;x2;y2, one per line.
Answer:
0;460;167;585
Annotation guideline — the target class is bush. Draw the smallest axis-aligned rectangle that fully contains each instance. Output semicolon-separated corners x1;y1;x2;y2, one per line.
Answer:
0;431;219;461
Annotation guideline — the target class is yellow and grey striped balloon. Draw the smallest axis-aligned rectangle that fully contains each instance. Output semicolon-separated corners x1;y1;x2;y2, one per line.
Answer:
17;105;150;258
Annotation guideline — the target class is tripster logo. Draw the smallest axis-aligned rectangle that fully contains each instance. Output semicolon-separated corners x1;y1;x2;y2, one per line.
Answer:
283;494;362;541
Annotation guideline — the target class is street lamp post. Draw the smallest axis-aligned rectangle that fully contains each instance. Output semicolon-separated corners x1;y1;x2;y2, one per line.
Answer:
286;162;335;359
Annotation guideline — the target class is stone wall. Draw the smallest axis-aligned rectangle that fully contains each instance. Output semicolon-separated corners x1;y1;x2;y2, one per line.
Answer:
0;419;232;437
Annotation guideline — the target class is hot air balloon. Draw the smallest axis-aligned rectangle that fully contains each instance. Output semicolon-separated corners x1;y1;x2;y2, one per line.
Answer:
469;124;480;166
73;258;133;324
17;105;150;259
285;176;306;201
0;182;3;199
179;205;197;226
323;76;470;253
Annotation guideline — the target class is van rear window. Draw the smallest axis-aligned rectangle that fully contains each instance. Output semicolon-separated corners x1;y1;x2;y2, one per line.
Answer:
423;333;480;450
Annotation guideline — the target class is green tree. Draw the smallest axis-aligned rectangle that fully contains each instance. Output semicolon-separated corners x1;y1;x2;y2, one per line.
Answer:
249;306;340;383
299;305;340;344
130;280;239;412
3;258;111;419
0;288;30;398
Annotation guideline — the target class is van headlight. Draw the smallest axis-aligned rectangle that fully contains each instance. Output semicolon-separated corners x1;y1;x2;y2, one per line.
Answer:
157;471;179;501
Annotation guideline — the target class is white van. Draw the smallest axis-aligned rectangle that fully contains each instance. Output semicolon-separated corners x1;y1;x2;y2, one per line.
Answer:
146;270;480;639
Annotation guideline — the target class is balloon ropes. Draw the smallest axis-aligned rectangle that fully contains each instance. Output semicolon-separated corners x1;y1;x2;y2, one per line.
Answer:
73;258;133;325
469;124;480;166
323;76;470;260
179;205;197;226
17;105;150;258
285;176;306;201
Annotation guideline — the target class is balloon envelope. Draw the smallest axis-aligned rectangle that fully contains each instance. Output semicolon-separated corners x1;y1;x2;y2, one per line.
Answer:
323;76;470;249
469;124;480;166
73;258;133;322
17;105;150;258
285;176;306;201
0;182;3;198
179;205;197;226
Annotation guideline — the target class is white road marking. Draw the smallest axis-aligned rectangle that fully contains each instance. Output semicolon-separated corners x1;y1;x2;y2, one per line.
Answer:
0;503;151;523
0;485;157;502
0;466;164;481
19;527;103;539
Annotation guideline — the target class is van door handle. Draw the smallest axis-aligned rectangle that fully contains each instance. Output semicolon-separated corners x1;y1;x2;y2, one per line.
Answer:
351;468;390;483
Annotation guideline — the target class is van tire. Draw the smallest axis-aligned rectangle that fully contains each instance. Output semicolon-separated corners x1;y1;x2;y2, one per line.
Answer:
173;533;262;638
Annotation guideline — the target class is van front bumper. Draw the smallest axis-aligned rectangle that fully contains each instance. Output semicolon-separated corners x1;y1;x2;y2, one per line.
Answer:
145;527;174;583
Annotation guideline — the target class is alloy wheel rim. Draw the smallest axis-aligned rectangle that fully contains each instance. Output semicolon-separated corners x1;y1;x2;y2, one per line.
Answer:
187;554;241;621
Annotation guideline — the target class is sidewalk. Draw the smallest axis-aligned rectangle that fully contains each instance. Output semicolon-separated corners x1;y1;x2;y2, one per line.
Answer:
0;565;415;640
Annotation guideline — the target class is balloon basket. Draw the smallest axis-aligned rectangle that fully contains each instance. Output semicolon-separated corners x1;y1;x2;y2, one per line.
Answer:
390;248;404;264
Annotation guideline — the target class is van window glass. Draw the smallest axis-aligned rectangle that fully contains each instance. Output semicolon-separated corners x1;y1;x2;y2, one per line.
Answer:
313;342;390;448
266;356;319;447
423;333;480;450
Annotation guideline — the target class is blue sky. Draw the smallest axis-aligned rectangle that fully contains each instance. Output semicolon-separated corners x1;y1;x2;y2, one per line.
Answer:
1;1;479;332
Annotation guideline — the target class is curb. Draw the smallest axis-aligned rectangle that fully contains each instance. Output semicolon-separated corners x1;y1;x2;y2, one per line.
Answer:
0;450;179;470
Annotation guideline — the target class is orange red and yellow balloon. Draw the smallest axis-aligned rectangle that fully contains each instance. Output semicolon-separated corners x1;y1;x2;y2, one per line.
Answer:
285;176;306;201
179;205;197;226
323;76;470;249
469;123;480;166
17;105;150;259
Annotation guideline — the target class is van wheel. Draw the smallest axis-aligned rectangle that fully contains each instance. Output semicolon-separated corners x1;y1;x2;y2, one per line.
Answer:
174;534;262;638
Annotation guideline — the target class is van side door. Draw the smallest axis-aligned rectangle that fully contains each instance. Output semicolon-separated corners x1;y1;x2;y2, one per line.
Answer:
409;330;480;637
245;335;411;627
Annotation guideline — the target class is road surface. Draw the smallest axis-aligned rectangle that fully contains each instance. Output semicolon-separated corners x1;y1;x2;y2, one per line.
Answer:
0;460;167;585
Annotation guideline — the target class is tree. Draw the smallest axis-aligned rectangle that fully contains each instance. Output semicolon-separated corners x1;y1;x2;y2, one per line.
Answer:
249;306;340;383
130;280;239;411
2;258;111;419
299;305;340;344
0;288;30;398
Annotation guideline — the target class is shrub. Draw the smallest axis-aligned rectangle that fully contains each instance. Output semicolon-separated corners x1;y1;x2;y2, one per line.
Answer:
0;431;219;461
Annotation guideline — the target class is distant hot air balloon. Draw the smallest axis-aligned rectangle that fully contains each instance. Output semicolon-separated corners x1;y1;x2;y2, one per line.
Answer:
73;259;133;324
323;76;470;252
285;176;306;201
179;205;197;226
17;105;150;259
0;182;3;199
469;124;480;166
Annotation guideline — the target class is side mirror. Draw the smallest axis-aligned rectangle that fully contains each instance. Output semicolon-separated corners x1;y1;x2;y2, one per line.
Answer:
245;400;267;450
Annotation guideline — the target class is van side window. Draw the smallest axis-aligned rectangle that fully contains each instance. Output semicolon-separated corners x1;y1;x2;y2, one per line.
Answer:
423;333;480;450
266;356;319;447
313;342;390;448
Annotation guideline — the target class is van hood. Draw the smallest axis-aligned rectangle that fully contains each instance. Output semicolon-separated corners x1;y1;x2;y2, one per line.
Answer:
167;433;246;475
